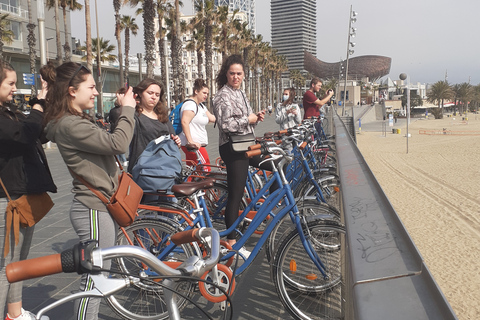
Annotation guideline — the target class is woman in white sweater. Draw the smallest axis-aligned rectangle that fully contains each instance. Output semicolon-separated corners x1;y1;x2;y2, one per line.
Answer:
275;87;302;130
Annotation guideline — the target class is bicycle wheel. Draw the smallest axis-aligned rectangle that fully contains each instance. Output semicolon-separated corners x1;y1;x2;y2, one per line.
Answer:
271;219;345;320
107;219;199;320
265;199;340;262
204;182;247;235
294;175;341;208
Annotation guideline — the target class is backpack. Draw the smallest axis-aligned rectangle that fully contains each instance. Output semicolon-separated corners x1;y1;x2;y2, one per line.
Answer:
131;135;182;194
169;99;198;135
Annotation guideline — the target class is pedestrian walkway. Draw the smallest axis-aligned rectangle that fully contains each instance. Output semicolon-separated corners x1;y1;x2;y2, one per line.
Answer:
21;114;294;319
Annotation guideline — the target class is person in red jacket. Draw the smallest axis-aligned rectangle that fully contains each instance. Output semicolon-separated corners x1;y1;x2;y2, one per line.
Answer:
303;77;334;119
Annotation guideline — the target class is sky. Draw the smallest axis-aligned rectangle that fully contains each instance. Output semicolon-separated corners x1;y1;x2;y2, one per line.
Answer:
70;0;480;85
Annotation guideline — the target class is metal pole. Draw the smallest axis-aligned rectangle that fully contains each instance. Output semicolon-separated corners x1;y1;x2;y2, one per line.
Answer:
164;36;170;108
342;5;353;116
94;0;103;117
137;53;143;81
406;76;410;154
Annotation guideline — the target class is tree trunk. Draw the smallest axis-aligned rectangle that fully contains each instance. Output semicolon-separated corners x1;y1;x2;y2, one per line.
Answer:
54;0;63;65
143;0;155;78
62;6;71;62
84;0;93;71
196;48;203;79
205;20;213;110
26;0;36;96
243;47;249;101
158;17;167;87
114;1;124;87
174;0;185;102
124;29;130;85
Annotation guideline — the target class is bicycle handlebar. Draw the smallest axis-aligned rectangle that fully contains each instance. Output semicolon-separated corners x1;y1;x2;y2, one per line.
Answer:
6;254;63;283
7;228;220;283
171;229;199;245
245;149;262;158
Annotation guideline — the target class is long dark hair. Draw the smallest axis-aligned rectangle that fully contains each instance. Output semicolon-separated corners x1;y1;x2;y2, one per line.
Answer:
42;62;93;124
281;87;296;107
215;54;245;90
133;78;168;123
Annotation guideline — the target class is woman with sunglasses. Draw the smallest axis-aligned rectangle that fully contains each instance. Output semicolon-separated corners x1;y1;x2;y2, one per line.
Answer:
43;62;136;320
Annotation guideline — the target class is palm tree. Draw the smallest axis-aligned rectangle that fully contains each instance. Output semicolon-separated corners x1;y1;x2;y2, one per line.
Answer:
59;0;82;62
143;0;156;78
186;21;205;79
194;0;216;107
456;82;474;114
80;37;117;63
114;0;124;86
427;81;453;117
155;0;173;87
84;0;93;71
171;0;185;102
289;69;305;99
125;0;156;78
26;0;36;95
214;6;238;62
249;34;263;111
0;14;14;57
50;0;63;64
120;15;138;85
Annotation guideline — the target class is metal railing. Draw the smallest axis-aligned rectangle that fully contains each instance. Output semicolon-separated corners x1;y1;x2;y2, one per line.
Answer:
335;114;457;319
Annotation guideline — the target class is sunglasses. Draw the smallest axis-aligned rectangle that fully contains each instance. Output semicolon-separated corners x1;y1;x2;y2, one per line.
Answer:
68;65;89;86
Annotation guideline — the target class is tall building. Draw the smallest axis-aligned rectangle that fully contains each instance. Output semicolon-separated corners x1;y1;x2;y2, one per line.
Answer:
271;0;317;71
213;0;255;33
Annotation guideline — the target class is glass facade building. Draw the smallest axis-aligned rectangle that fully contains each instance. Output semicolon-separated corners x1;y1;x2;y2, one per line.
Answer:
271;0;317;71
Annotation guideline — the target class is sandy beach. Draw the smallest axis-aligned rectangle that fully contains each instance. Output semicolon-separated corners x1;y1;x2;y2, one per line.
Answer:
356;114;480;320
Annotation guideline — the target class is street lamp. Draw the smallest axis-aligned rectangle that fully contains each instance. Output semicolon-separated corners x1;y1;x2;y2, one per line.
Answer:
399;73;410;154
342;6;357;116
37;0;47;66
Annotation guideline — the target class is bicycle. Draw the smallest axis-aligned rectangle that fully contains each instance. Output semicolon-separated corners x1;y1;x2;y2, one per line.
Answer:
117;142;344;320
6;228;230;320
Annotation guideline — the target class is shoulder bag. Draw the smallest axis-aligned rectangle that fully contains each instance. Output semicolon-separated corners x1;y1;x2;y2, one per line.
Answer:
0;177;54;257
70;157;143;227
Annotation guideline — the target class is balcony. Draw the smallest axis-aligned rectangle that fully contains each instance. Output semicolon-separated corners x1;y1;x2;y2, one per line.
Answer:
0;3;28;21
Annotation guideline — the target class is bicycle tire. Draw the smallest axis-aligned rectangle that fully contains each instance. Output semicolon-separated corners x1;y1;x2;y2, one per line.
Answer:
265;200;340;262
271;219;345;320
107;218;199;320
294;175;341;208
204;182;247;236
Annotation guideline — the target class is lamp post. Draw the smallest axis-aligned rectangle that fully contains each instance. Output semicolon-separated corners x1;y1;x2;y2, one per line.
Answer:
164;36;170;108
37;0;46;66
342;5;357;116
337;59;344;114
399;73;410;154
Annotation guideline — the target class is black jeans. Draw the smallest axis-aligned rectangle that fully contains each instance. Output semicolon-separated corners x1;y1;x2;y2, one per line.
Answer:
219;143;280;239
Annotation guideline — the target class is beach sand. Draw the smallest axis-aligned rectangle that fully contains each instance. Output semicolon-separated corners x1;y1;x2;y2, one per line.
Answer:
356;114;480;320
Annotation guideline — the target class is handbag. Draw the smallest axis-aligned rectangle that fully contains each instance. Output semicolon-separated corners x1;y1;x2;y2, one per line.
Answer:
229;132;256;152
0;177;54;257
70;157;143;227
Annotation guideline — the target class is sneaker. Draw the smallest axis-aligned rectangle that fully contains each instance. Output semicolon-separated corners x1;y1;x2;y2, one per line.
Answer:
5;308;49;320
237;246;251;259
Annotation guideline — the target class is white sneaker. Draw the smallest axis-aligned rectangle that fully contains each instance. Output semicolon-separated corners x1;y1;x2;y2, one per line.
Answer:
5;308;50;320
237;246;251;259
